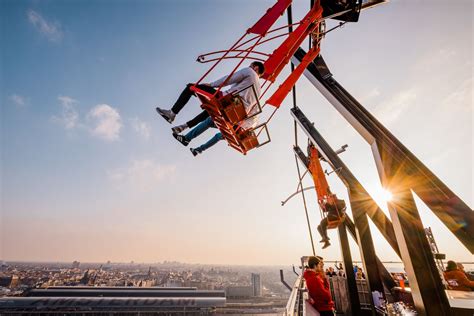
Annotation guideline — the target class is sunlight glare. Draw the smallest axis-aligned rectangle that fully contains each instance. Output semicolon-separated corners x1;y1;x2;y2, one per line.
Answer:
380;188;393;203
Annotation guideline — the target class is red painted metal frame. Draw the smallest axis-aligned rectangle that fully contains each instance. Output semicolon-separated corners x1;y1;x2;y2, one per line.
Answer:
262;2;323;83
308;146;331;199
187;0;329;154
248;0;292;36
195;0;323;110
190;86;265;155
266;44;320;107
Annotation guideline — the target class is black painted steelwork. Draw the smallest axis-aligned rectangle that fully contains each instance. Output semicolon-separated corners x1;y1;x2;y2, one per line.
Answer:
292;49;473;315
337;220;362;315
280;269;292;291
321;0;362;22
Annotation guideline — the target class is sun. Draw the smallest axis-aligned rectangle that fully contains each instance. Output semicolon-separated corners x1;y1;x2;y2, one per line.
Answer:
375;188;393;205
370;186;393;208
379;188;393;203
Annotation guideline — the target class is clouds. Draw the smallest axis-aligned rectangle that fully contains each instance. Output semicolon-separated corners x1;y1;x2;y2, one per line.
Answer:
52;95;79;129
130;118;151;140
374;89;417;125
364;88;381;101
88;104;122;141
108;160;176;192
372;47;471;125
442;77;472;112
27;9;63;42
9;94;27;107
52;96;153;142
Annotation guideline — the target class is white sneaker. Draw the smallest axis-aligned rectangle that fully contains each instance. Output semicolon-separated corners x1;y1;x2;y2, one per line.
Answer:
156;107;175;123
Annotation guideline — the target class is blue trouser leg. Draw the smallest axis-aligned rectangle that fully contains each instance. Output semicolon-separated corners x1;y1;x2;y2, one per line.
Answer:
186;110;209;128
184;116;223;153
184;117;214;141
195;133;224;152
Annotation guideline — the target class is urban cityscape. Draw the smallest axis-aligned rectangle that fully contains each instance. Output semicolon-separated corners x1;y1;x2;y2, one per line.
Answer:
0;260;295;314
1;0;472;315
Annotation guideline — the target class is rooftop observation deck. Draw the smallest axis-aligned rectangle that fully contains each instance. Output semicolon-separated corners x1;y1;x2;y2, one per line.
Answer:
284;275;474;316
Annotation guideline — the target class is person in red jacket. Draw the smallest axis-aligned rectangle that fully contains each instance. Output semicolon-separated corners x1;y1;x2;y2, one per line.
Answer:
303;256;335;315
444;260;474;291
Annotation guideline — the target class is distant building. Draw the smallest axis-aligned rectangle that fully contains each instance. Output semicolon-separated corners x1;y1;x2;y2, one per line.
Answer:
0;276;12;287
0;275;20;288
72;261;80;269
103;261;112;270
226;286;253;298
251;273;262;297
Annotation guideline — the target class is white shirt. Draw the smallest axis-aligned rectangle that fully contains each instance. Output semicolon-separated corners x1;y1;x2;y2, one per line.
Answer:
210;67;261;130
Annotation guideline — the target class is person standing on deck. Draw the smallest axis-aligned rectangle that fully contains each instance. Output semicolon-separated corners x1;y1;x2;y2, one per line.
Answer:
303;256;335;316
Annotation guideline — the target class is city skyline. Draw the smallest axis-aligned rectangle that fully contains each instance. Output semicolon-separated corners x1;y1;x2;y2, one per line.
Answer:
1;0;472;265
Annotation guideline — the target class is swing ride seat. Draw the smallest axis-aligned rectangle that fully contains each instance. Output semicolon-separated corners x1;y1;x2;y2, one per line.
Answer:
325;198;347;229
327;213;346;229
190;85;270;155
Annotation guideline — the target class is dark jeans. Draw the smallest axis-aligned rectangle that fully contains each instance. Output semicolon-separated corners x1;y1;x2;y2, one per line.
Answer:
184;117;223;152
319;311;335;316
171;83;216;128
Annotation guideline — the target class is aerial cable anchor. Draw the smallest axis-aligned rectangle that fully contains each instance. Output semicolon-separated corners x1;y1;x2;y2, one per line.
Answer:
314;143;348;162
325;167;342;176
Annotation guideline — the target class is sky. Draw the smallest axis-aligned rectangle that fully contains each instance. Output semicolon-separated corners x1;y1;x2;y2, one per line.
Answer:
1;0;472;266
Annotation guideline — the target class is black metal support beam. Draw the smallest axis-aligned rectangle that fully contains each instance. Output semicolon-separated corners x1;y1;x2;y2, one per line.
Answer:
343;218;397;290
348;189;386;315
280;269;292;291
337;220;362;316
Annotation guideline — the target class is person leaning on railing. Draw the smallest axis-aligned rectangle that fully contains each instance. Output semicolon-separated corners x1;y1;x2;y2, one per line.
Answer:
304;256;336;316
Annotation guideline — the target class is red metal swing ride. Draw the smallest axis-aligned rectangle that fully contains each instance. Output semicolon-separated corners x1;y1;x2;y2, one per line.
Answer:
190;0;360;154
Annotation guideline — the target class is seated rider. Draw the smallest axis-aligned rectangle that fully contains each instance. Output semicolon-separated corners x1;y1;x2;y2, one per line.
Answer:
317;196;346;249
156;62;265;156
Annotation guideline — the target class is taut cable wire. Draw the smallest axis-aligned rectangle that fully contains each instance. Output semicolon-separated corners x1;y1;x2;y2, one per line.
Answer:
294;153;316;256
